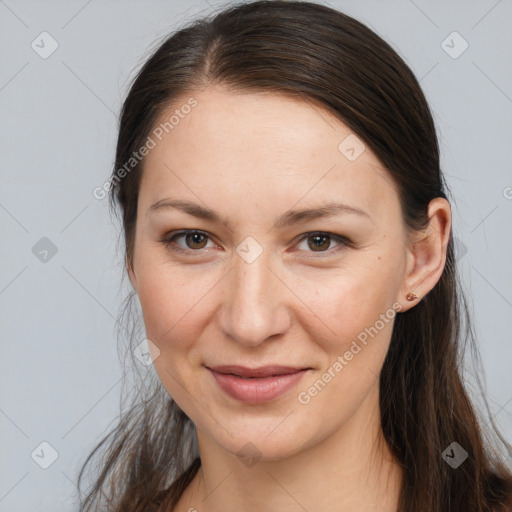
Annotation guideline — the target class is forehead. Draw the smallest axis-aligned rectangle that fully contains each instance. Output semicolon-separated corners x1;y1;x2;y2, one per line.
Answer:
139;86;400;223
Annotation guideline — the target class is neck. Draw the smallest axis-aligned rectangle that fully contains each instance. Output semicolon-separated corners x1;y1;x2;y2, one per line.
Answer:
173;383;403;512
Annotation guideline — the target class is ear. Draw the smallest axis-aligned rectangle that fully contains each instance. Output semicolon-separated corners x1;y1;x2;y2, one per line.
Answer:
396;197;451;312
126;256;137;291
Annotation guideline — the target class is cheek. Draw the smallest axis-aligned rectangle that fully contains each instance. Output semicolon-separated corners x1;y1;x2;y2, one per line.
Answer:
135;262;219;345
299;258;398;346
295;276;397;432
293;258;399;409
135;270;211;414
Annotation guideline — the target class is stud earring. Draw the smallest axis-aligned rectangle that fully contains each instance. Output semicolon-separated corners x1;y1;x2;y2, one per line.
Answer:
406;292;418;301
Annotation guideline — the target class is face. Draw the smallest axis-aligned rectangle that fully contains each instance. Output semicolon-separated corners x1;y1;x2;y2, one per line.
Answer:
128;85;413;460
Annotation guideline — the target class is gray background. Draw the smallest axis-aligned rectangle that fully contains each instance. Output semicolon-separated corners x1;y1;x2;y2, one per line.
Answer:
1;0;511;510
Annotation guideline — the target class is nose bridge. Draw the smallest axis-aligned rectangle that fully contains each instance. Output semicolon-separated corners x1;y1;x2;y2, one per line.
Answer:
220;249;289;346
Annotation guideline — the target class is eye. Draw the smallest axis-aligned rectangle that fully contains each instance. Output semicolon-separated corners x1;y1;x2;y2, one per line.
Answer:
159;230;217;255
294;231;352;257
159;230;352;257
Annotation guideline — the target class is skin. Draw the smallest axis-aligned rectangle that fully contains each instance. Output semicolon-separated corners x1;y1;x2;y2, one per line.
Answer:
127;85;451;512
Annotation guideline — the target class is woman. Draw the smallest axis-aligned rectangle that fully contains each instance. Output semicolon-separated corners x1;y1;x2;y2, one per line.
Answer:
78;1;512;510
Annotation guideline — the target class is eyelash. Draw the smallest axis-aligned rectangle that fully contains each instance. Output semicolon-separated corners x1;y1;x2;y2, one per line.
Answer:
158;230;353;258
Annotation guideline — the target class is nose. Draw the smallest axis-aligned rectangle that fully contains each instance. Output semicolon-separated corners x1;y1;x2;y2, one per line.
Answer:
218;250;291;348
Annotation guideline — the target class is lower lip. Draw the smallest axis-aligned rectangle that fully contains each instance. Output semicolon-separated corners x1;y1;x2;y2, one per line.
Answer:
208;368;309;404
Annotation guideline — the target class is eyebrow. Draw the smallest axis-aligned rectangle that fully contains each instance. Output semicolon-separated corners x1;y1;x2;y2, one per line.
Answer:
148;198;371;229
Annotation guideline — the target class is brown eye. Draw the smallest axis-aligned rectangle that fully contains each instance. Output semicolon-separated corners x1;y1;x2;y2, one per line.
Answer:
307;234;331;251
159;230;215;255
295;231;352;257
185;232;208;249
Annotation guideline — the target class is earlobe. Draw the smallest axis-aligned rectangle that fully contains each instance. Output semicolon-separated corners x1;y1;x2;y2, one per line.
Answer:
397;198;451;312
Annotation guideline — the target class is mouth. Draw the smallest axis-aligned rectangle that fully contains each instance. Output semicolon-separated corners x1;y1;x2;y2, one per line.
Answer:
206;364;310;378
205;364;311;404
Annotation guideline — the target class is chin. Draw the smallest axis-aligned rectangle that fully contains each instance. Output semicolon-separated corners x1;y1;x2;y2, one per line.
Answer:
197;412;318;464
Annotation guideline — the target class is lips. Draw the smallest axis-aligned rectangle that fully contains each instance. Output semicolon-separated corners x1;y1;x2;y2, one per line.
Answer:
206;364;311;403
207;365;308;379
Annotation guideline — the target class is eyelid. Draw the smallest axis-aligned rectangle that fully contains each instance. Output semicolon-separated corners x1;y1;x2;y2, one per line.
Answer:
159;229;352;257
159;229;218;255
292;231;352;257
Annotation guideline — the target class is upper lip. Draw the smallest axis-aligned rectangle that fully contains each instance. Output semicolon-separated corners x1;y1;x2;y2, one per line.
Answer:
207;365;309;378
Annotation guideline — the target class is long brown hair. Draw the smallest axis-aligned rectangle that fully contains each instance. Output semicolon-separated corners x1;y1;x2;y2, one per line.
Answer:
77;1;512;510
